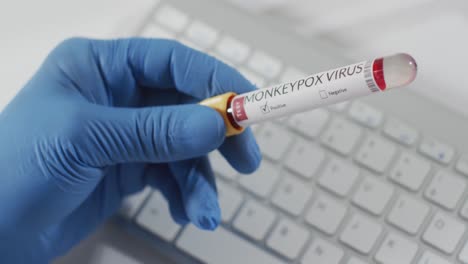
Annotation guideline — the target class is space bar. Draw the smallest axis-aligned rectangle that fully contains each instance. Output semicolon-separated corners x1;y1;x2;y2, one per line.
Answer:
176;225;285;264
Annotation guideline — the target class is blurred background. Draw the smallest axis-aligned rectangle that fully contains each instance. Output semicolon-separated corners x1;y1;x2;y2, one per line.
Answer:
229;0;468;117
1;0;468;263
2;0;468;115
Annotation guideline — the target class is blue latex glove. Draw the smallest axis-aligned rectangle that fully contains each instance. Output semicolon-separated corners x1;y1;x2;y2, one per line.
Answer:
0;38;261;263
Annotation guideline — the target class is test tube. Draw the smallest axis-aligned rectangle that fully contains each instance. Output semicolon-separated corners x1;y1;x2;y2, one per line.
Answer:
200;53;417;136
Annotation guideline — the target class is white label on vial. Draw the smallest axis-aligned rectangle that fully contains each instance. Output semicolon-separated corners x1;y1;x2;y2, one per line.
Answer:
232;60;380;126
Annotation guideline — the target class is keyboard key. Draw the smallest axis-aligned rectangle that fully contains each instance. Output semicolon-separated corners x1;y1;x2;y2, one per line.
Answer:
321;118;362;155
352;175;394;215
140;24;175;39
215;36;250;65
301;238;344;264
348;102;383;128
306;195;347;235
318;158;360;197
136;191;181;242
247;51;282;79
209;151;238;180
91;245;142;264
424;170;466;210
417;251;451;264
354;135;396;174
459;241;468;264
279;67;306;83
177;225;285;264
239;68;266;88
387;194;430;235
154;5;189;33
233;200;276;241
217;181;243;222
460;199;468;220
284;140;325;179
375;233;418;264
211;54;235;68
329;101;350;112
419;138;455;165
179;37;205;52
184;20;219;49
119;187;151;219
272;175;312;216
256;123;293;160
456;154;468;177
383;118;418;146
267;219;309;260
422;212;466;254
287;109;329;139
339;213;383;254
239;160;280;198
347;257;369;264
389;152;431;191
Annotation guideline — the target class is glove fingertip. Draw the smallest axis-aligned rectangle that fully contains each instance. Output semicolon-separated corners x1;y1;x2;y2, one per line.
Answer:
192;199;221;230
185;194;221;230
197;214;220;231
170;158;221;230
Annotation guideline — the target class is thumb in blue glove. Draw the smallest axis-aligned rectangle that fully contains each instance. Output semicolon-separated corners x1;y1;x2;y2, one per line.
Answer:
0;38;261;262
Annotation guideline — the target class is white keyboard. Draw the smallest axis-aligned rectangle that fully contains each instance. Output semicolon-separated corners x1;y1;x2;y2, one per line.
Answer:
120;2;468;264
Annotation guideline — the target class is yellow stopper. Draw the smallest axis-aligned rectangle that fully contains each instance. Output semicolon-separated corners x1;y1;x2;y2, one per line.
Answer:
199;92;245;136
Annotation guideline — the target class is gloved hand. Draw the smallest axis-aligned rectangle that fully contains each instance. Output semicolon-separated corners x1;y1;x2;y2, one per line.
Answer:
0;38;261;263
